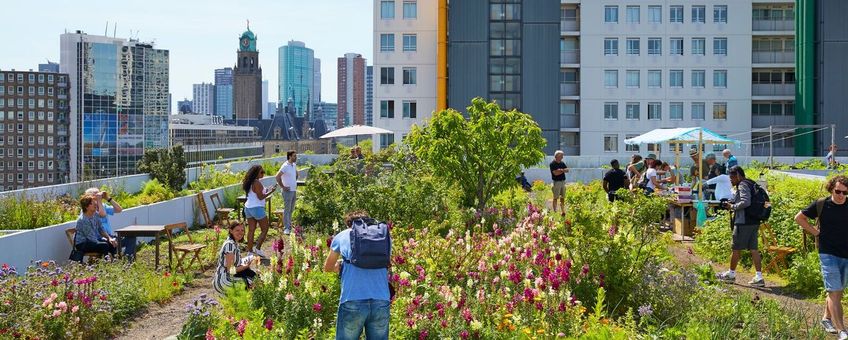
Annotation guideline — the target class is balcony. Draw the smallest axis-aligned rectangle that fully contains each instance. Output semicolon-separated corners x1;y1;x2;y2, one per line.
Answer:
57;82;67;88
560;114;579;129
752;115;796;128
752;51;794;64
560;50;580;64
560;19;579;32
560;82;579;96
752;83;794;96
57;94;67;100
561;146;580;156
753;19;794;31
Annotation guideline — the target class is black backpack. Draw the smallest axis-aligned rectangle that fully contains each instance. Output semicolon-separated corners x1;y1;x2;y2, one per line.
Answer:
344;218;391;269
743;179;771;223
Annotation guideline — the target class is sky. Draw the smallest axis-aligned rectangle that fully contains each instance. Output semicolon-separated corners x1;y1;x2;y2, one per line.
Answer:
0;0;373;108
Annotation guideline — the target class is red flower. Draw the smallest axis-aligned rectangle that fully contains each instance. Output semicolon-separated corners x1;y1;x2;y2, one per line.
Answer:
264;318;274;331
164;272;171;278
312;303;323;312
172;281;178;287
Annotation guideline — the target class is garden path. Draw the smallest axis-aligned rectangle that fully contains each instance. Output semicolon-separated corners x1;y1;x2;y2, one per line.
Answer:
668;241;824;330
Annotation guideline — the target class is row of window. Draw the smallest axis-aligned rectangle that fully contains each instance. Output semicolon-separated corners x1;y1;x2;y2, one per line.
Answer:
602;37;727;56
1;86;63;97
380;0;418;20
1;134;59;147
0;148;58;159
602;69;728;89
0;73;63;84
604;5;727;24
602;101;727;121
0;98;62;109
379;33;417;52
4;123;58;135
0;111;58;122
379;100;417;119
0;172;57;185
379;67;417;85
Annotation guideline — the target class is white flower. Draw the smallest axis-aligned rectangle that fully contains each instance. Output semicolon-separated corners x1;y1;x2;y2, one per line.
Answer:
471;320;483;331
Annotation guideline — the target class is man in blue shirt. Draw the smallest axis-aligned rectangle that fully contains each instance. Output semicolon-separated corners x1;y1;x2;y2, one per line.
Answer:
722;149;738;172
324;211;390;340
84;188;137;261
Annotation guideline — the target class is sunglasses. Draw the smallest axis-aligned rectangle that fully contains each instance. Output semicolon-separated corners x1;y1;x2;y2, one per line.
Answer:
835;190;848;195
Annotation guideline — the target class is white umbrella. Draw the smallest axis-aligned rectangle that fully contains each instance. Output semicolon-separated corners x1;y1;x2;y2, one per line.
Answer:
319;125;393;144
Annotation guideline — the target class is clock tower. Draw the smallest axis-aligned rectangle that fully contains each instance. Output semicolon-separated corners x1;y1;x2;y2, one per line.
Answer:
233;23;263;120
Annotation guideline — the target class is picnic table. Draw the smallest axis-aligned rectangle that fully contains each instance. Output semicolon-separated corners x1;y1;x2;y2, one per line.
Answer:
115;225;172;270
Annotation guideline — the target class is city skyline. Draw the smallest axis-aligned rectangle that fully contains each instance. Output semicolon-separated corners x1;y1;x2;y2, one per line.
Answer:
0;0;372;109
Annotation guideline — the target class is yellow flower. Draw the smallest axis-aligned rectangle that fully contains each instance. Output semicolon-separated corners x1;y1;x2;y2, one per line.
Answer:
523;328;532;335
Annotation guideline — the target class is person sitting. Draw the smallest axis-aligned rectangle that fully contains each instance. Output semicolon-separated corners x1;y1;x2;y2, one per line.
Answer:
83;188;137;261
73;195;117;260
643;160;665;195
213;221;258;295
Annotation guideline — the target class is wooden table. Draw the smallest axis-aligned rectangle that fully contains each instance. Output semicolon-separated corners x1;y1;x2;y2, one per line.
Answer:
115;225;171;270
667;200;722;237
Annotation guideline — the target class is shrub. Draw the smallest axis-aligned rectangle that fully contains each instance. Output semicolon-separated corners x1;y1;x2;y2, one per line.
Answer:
786;251;824;298
178;294;219;340
137;145;187;192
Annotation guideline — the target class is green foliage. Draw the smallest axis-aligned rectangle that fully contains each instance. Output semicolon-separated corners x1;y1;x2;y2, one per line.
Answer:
137;145;188;191
188;164;243;192
0;194;78;230
178;294;220;340
492;185;529;218
406;98;546;209
786;251;824;298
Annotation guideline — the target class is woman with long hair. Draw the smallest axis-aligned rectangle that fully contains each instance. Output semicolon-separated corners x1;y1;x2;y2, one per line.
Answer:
213;221;257;295
242;164;276;258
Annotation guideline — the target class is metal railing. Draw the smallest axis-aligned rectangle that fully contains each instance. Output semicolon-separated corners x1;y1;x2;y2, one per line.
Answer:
560;82;579;96
752;83;794;96
560;49;580;64
753;19;794;31
560;19;579;31
752;51;794;63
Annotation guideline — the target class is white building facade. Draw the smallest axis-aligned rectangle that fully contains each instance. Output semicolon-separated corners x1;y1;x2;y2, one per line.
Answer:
192;82;215;115
372;0;438;150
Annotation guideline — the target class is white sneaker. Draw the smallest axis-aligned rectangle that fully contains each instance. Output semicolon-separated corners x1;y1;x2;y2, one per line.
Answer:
716;270;736;283
252;247;268;259
838;330;847;340
821;319;837;334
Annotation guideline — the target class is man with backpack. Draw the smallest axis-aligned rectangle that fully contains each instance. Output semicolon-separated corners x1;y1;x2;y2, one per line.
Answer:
717;166;766;287
324;211;391;340
795;175;848;338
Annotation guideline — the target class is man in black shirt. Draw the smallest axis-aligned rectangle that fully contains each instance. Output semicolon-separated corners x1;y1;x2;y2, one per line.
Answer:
550;150;568;214
603;159;626;202
796;175;848;338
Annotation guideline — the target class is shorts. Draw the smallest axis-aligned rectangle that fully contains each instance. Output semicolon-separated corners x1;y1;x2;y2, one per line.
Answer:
552;180;566;199
820;253;848;292
731;224;759;250
244;206;267;220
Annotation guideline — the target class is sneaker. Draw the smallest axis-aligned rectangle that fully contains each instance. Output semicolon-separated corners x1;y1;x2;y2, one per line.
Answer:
821;319;837;334
716;271;736;283
283;228;291;235
748;277;765;287
838;330;848;340
252;248;268;259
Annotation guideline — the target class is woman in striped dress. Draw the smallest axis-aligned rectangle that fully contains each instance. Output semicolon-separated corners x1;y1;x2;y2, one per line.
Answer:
213;222;257;295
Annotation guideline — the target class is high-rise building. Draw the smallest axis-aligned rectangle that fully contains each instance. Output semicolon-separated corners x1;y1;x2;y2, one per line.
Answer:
262;80;270;119
313;58;322;103
233;25;263;120
373;0;439;149
337;53;366;128
192;83;215;115
366;65;374;126
177;99;193;114
278;41;315;118
214;67;234;119
0;69;71;190
38;62;60;73
60;31;169;181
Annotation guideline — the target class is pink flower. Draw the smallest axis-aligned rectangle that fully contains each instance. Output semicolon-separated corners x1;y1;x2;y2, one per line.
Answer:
461;308;473;323
285;293;294;301
460;330;470;340
236;319;247;337
52;309;61;317
71;305;79;313
205;328;215;340
608;225;617;237
313;303;323;313
272;239;285;253
418;330;429;340
264;318;274;331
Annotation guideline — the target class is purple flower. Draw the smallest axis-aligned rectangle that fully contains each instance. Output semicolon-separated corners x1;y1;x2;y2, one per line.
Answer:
638;304;653;317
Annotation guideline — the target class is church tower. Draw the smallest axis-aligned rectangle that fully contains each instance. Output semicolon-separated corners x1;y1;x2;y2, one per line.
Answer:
233;22;263;120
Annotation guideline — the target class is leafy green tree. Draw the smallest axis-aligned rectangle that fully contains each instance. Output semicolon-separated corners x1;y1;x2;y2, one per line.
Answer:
406;98;546;209
137;145;187;192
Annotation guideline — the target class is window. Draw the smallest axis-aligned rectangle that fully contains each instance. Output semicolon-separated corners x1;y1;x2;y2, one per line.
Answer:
38;74;44;83
402;34;417;52
380;34;395;52
648;102;662;120
692;70;705;88
380;134;395;149
16;74;23;83
604;102;618;120
380;67;394;85
692;102;705;120
670;6;683;23
604;6;619;23
604;38;618;56
402;67;417;85
648;70;662;88
714;70;727;88
490;40;520;56
625;134;640;152
28;86;34;95
48;160;53;169
713;102;727;120
380;100;395;118
626;102;640;120
47;75;53;83
648;6;662;23
28;74;35;83
604;70;618;88
381;0;395;19
692;6;706;23
670;70;683;88
403;0;417;19
626;70;640;88
692;38;705;55
626;6;640;23
402;101;417;118
648;38;662;55
626;38;640;55
47;87;53;96
670;38;683;55
714;38;727;55
714;5;727;23
604;135;619;153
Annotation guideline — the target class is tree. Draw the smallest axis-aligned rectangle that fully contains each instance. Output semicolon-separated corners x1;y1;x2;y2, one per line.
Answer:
137;145;187;192
406;98;546;209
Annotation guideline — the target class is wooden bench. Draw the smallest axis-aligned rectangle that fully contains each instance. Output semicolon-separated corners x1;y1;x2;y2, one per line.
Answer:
65;228;103;264
165;222;208;274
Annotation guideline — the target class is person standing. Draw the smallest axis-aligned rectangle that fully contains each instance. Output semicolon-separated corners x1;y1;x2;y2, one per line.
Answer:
627;154;655;190
83;188;136;261
722;149;738;170
603;160;627;202
795;175;848;338
826;144;840;169
275;151;298;235
242;165;276;258
549;150;569;214
717;166;765;287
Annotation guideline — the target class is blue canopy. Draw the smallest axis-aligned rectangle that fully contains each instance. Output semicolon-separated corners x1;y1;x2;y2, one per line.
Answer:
624;127;741;145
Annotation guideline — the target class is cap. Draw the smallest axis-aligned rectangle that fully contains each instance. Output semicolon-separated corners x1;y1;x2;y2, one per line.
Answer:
689;148;699;156
646;153;657;160
705;153;716;160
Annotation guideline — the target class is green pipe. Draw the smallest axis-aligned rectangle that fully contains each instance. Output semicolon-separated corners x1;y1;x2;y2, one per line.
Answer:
795;0;815;156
